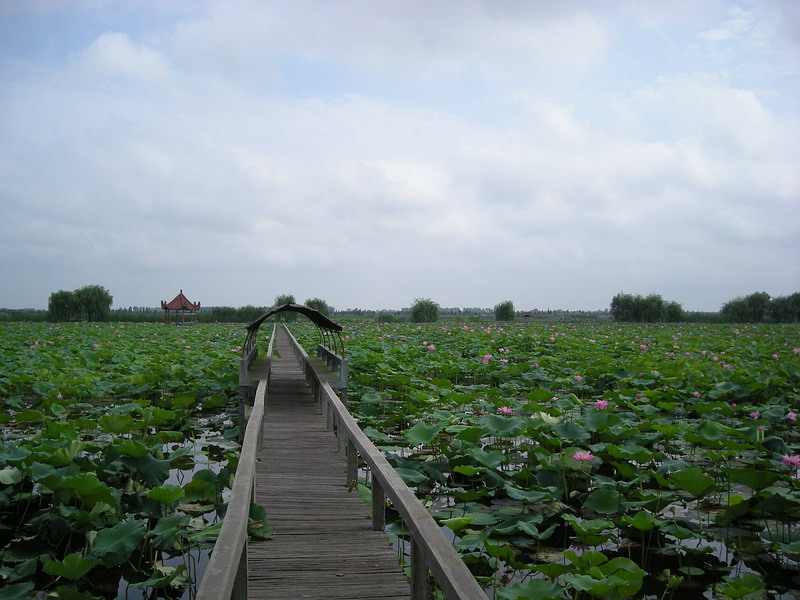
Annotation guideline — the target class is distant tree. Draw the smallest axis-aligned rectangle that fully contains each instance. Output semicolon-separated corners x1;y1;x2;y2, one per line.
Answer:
722;292;771;323
745;292;771;322
610;292;635;322
237;305;265;322
720;296;748;322
48;290;76;321
410;298;440;323
211;306;238;322
769;293;800;322
610;292;683;322
274;294;297;321
494;300;515;321
665;301;686;322
642;294;665;322
305;297;331;317
73;285;113;321
375;311;398;323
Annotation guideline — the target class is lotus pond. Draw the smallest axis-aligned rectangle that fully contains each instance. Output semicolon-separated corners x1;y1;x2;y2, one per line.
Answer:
4;320;800;600
0;322;272;600
295;321;800;600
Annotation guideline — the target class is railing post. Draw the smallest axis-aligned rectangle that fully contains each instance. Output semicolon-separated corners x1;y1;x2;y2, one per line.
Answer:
371;477;385;531
410;536;431;600
346;440;357;488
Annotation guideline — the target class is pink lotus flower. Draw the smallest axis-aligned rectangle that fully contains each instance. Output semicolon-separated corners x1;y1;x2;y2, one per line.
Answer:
574;375;583;382
693;391;701;398
787;412;797;421
92;343;100;349
749;411;760;419
497;406;513;415
782;455;800;467
482;354;493;365
573;450;594;462
772;354;779;360
793;348;800;354
594;399;608;410
427;344;436;351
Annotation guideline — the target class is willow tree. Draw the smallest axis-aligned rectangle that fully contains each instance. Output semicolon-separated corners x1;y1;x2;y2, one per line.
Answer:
494;300;515;321
410;298;439;323
305;297;331;317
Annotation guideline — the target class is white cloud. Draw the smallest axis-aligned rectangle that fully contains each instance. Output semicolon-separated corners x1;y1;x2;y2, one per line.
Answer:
0;1;798;312
79;31;172;84
698;7;753;42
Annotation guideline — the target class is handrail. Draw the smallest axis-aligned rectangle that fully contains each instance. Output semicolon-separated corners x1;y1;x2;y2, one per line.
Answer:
315;344;348;390
196;326;275;600
282;325;486;600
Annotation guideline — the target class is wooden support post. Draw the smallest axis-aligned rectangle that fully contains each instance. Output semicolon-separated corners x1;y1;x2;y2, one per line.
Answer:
372;477;385;531
231;541;248;600
410;537;431;600
346;440;357;489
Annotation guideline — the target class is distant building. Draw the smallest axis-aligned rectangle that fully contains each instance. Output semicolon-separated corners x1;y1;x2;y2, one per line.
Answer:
161;290;200;324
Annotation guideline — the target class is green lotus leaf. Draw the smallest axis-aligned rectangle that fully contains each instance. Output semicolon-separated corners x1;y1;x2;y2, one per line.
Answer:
92;519;147;566
43;553;101;580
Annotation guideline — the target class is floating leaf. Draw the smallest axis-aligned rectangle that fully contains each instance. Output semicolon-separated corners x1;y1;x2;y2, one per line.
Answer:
43;553;101;580
92;519;147;566
404;421;446;446
0;468;23;485
0;582;35;600
669;467;716;499
148;484;184;506
395;467;429;486
726;468;781;492
583;488;625;514
131;565;186;590
98;413;136;434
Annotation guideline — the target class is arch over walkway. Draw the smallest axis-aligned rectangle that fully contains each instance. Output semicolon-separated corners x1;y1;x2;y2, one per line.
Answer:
245;303;344;356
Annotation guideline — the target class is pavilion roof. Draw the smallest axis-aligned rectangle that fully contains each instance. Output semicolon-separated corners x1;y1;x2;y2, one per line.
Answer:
161;290;200;311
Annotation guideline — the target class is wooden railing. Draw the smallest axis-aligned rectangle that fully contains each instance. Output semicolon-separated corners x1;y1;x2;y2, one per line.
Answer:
315;344;348;390
283;325;487;600
195;326;275;600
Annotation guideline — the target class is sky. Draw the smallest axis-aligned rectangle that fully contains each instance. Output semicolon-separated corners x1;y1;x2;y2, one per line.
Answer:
1;0;798;313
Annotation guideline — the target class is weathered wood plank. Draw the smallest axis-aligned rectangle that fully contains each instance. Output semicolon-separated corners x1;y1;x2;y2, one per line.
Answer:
247;328;410;600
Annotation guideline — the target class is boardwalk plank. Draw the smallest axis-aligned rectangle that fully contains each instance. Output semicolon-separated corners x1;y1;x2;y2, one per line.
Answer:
247;329;410;600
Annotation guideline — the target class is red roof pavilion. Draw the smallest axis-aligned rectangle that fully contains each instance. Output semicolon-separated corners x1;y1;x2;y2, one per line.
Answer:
161;290;201;324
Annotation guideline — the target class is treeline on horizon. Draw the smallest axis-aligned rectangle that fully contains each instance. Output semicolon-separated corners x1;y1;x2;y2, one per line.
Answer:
1;288;799;324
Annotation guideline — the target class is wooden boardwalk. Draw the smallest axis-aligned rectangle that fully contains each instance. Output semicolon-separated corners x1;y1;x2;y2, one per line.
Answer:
247;328;411;599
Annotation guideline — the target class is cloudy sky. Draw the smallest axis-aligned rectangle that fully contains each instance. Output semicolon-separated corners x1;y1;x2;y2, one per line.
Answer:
1;0;798;313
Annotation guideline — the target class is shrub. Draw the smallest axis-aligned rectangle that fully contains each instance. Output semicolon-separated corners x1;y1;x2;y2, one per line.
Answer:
410;298;439;323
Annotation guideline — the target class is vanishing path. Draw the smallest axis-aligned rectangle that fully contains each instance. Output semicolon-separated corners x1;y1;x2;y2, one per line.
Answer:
246;327;411;599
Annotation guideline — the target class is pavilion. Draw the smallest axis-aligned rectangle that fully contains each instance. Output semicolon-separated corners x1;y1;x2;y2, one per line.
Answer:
161;290;201;324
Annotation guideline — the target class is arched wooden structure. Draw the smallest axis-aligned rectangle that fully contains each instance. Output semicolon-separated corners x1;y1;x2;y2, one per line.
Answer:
245;303;344;357
239;303;347;410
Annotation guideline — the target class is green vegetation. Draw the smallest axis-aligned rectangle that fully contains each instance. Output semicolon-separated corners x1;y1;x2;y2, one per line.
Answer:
610;292;685;322
273;294;297;321
0;322;271;599
410;297;440;323
722;292;800;323
48;285;113;322
304;297;331;317
292;320;800;599
494;300;515;322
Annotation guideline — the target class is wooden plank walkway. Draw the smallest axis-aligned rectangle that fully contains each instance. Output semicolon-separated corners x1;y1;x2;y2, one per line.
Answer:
247;328;411;599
